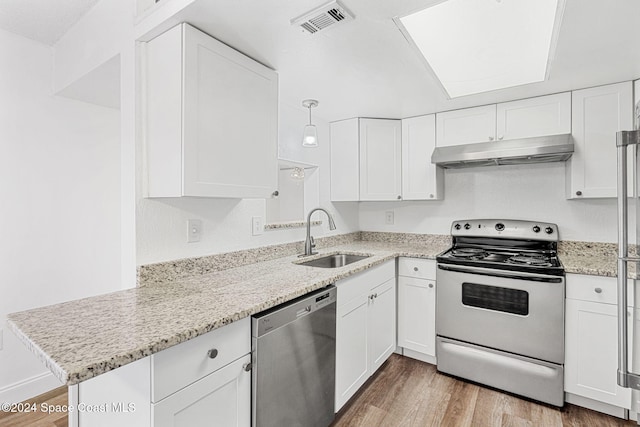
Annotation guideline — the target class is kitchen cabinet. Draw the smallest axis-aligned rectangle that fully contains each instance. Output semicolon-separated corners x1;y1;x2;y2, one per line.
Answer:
436;105;497;147
330;119;360;201
436;93;571;148
335;260;396;411
401;115;444;200
72;318;251;427
566;82;633;199
359;119;402;201
397;258;436;364
496;92;571;140
565;274;632;414
144;23;278;198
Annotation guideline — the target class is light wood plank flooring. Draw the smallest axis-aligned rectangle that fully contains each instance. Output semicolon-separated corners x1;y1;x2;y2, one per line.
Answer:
1;354;637;426
333;354;638;427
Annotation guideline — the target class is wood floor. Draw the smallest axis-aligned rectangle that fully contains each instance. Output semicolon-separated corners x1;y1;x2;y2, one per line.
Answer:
1;354;637;426
333;354;638;427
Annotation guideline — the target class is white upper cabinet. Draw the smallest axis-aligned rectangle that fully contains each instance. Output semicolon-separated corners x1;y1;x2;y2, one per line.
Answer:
496;92;571;140
566;82;633;199
359;119;402;201
436;105;497;147
144;23;278;198
330;118;360;201
401;115;444;201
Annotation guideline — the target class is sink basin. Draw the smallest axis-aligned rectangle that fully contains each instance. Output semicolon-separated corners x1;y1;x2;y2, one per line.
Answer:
298;253;370;268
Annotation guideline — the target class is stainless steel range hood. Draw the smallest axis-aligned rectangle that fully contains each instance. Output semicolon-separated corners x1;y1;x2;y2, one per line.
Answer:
431;134;574;169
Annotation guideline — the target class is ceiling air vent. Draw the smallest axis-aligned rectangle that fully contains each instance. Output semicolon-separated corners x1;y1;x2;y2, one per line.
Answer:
291;0;355;34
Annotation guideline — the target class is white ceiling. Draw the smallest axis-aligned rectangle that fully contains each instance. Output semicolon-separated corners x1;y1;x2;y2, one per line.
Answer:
139;0;640;122
1;0;639;122
0;0;99;45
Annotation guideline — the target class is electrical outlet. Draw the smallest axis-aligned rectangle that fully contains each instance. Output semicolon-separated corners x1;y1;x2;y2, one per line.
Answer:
385;211;394;225
252;216;264;236
187;219;202;243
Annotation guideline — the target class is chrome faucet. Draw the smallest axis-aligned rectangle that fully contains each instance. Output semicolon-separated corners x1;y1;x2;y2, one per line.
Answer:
303;208;337;256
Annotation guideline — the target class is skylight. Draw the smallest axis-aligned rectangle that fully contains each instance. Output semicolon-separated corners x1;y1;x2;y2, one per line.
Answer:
398;0;564;98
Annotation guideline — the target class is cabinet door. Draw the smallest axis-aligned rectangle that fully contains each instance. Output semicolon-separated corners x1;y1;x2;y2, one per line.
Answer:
565;299;631;408
401;115;444;201
397;276;435;357
335;293;369;411
436;105;497;147
496;92;571;141
359;119;402;201
182;24;278;198
367;278;396;374
153;354;251;427
330;119;360;201
567;82;633;199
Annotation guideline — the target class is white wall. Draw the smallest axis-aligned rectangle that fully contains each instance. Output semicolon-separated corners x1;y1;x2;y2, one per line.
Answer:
0;29;121;402
137;101;359;265
359;161;629;243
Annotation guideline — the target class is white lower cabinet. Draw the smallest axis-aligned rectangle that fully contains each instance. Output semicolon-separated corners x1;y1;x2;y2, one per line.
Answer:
335;260;396;411
397;258;436;363
565;275;632;413
73;318;251;427
152;354;251;427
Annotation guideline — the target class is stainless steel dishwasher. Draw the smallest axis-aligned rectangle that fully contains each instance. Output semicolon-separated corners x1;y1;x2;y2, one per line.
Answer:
252;285;337;427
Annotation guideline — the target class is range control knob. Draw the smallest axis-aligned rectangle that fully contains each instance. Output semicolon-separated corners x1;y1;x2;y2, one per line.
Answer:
454;223;461;230
532;225;541;233
464;223;471;230
545;227;554;234
495;223;505;231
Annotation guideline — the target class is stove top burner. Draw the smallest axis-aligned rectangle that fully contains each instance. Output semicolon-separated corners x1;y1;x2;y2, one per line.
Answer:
451;248;489;259
506;253;553;267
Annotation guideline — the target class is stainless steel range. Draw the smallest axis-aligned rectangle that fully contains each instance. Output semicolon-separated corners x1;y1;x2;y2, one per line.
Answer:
436;219;565;407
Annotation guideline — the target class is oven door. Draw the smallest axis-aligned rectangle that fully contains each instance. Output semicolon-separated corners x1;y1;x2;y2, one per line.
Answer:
436;263;565;364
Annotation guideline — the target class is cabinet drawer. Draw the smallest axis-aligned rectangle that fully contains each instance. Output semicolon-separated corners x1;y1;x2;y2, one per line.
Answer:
337;260;395;305
398;258;436;280
566;274;617;305
152;317;250;402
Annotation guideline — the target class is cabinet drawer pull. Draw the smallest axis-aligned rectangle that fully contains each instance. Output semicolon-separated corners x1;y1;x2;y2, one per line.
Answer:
207;349;219;359
428;283;434;289
594;287;602;294
243;362;252;372
576;191;582;196
413;267;419;272
397;195;402;200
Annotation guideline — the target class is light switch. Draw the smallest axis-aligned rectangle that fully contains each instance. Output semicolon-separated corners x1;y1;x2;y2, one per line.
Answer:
188;219;202;243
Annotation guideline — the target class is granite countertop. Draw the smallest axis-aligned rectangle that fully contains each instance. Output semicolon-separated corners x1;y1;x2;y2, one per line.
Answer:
7;240;448;386
6;235;633;388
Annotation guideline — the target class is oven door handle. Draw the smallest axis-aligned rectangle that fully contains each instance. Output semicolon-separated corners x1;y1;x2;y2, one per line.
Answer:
437;264;564;283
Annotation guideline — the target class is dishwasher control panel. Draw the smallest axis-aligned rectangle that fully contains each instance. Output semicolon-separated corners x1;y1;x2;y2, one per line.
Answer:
251;286;336;337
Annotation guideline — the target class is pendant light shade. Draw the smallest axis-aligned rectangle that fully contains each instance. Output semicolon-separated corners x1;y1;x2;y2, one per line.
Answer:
302;99;319;147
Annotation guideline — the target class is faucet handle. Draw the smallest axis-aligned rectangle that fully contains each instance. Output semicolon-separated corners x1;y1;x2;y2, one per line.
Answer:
310;236;316;248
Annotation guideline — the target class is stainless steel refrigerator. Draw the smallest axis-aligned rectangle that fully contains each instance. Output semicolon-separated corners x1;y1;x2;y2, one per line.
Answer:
616;98;640;420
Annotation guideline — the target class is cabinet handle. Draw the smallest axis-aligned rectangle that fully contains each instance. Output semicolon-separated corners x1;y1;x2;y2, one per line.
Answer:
413;267;419;272
374;293;378;298
488;136;494;141
243;362;252;372
594;287;602;294
429;194;434;199
272;190;279;197
207;349;219;359
576;191;582;196
397;195;402;200
498;135;504;140
428;283;434;288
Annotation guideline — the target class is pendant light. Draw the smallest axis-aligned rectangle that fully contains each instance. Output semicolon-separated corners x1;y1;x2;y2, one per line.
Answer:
302;99;319;147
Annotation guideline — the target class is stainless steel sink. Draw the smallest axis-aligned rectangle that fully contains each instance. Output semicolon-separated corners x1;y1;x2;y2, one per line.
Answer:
298;253;370;268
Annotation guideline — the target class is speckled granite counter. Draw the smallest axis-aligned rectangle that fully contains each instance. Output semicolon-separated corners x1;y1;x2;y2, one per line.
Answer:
7;238;449;386
7;233;635;388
